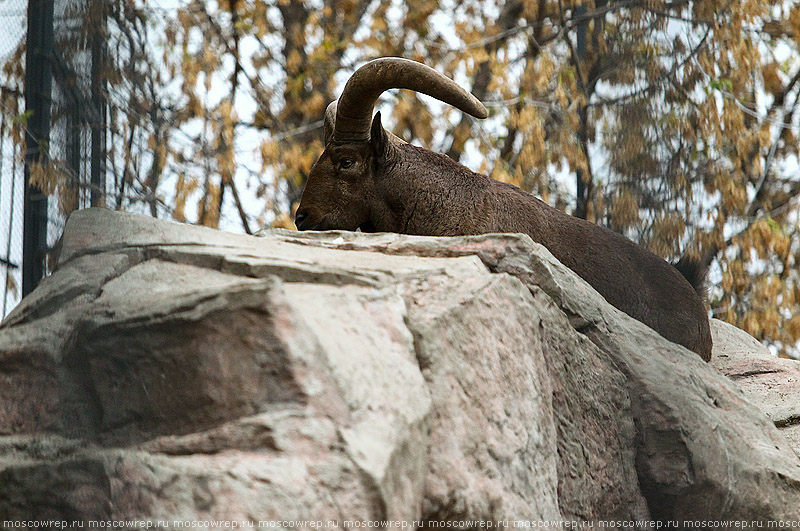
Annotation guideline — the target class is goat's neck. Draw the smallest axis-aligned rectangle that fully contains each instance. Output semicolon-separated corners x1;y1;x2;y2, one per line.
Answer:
372;146;494;236
372;144;555;241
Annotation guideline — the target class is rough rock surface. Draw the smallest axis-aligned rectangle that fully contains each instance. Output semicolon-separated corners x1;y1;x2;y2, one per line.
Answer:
710;320;800;456
1;208;799;524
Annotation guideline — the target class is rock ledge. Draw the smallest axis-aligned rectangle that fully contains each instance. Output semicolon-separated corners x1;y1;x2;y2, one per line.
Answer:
0;208;798;523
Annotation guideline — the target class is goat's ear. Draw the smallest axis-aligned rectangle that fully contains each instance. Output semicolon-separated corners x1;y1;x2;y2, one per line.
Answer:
370;112;391;162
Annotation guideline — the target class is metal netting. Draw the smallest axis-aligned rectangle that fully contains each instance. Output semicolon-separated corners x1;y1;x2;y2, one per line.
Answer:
0;0;106;318
50;0;106;214
0;0;27;316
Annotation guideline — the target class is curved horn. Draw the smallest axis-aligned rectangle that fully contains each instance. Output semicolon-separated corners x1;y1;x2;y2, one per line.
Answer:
323;101;337;145
333;57;488;143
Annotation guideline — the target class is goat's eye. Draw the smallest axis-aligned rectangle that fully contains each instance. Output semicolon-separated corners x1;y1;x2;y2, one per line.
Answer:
339;158;355;170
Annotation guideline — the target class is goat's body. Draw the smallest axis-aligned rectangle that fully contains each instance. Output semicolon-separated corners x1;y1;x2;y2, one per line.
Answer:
296;59;712;361
377;144;712;360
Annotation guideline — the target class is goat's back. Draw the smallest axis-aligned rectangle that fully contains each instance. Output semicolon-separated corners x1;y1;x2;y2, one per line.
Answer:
377;145;711;359
485;182;712;360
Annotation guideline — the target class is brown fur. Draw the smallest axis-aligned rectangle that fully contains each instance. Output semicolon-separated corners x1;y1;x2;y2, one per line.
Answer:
297;114;712;361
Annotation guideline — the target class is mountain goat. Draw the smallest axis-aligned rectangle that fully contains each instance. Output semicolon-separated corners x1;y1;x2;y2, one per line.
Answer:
295;57;712;361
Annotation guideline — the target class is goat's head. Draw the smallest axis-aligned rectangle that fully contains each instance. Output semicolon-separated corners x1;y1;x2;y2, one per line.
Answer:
295;57;487;232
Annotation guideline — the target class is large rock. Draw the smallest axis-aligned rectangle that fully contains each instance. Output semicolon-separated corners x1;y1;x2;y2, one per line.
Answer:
710;320;800;456
0;208;798;525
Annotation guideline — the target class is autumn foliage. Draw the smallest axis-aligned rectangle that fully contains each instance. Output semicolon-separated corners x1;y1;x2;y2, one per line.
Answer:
4;0;800;356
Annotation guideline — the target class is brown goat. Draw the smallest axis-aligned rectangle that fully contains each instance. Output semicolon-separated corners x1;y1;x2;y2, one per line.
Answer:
295;57;712;361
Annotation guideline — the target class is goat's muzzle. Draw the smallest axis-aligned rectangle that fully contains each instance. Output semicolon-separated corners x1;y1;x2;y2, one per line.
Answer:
294;211;312;231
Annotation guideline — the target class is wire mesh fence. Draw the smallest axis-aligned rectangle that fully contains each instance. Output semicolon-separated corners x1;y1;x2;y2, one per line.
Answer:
0;0;106;318
0;0;27;316
2;0;313;320
50;0;106;212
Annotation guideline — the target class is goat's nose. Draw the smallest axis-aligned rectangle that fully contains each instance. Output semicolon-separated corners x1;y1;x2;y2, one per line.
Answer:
294;211;309;230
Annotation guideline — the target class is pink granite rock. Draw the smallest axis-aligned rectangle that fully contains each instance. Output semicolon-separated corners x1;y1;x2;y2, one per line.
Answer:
0;208;798;525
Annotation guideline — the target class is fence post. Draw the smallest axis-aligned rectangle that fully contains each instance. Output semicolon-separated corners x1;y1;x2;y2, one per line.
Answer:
23;0;54;297
90;0;106;207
